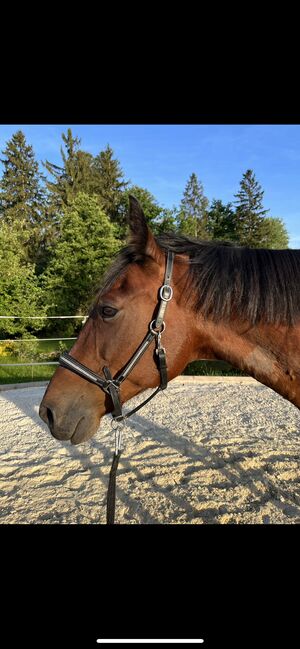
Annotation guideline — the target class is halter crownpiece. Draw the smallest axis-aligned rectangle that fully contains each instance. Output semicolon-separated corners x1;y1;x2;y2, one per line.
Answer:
58;250;174;524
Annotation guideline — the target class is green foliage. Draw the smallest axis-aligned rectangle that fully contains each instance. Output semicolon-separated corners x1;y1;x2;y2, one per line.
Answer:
206;199;237;242
16;333;40;362
41;193;121;324
0;361;55;384
121;185;168;236
177;173;209;238
0;130;47;263
43;129;95;209
0;222;46;336
0;128;292;360
91;145;129;224
44;136;130;228
184;360;246;376
126;185;161;224
257;217;289;249
234;169;269;247
155;207;178;234
58;340;69;355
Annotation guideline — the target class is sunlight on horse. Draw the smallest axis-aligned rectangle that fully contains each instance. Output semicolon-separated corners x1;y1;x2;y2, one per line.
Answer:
40;195;300;445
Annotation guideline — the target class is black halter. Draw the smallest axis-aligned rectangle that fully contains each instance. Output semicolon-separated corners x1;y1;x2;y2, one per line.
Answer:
58;251;174;524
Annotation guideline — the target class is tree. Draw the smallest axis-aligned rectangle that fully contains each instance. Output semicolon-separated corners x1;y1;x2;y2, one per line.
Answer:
121;185;164;235
91;145;129;225
0;130;47;262
177;173;209;238
234;169;269;247
43;129;95;208
0;222;46;337
155;207;178;234
42;130;99;273
41;193;121;330
257;217;289;249
206;199;237;242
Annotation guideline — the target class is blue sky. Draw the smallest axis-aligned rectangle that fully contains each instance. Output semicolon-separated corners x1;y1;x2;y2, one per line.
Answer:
1;124;300;246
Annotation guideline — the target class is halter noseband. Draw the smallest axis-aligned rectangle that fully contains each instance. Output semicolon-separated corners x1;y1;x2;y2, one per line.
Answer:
58;251;174;427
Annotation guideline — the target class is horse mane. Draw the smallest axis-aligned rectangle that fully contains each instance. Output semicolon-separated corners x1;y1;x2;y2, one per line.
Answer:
97;233;300;326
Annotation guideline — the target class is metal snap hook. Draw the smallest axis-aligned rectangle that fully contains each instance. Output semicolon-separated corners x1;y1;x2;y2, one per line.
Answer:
111;418;123;430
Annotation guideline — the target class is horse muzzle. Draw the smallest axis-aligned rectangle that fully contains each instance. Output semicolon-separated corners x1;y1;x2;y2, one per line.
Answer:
39;398;103;445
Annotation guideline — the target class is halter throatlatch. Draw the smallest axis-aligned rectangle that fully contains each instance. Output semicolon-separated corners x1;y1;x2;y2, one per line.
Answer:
58;250;174;524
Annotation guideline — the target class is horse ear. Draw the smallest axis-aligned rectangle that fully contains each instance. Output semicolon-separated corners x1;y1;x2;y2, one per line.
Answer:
128;195;164;265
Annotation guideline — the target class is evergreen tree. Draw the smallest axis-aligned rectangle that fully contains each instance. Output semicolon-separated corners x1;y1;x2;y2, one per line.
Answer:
0;130;47;261
34;198;61;276
206;199;237;241
43;129;95;208
234;169;269;246
41;193;121;331
91;145;129;224
177;173;209;238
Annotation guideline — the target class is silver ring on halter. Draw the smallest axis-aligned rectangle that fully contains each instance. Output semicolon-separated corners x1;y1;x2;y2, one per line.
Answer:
159;285;173;301
149;320;166;335
111;418;124;430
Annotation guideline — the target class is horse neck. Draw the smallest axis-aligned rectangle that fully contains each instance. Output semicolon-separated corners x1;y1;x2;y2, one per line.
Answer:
195;316;300;409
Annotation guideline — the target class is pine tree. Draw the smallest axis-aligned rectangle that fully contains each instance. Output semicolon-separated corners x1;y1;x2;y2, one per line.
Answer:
206;199;237;241
43;129;95;208
234;169;269;247
91;145;129;224
0;130;46;260
177;173;209;238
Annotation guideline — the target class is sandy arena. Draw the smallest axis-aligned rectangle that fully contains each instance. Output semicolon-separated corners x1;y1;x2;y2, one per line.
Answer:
1;377;300;524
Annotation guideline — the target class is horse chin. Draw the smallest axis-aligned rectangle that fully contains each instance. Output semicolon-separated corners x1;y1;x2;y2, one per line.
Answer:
70;416;101;445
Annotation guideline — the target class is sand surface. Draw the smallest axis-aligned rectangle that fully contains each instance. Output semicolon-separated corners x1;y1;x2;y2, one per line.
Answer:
1;378;300;524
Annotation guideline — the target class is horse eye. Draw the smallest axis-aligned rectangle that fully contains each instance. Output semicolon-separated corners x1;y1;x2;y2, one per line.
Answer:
100;306;118;319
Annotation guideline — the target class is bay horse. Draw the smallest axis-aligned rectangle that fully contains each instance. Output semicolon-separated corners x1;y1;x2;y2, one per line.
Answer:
40;195;300;449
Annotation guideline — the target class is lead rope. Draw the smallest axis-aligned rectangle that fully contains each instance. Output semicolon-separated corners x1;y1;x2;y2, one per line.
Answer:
106;426;123;524
106;327;168;524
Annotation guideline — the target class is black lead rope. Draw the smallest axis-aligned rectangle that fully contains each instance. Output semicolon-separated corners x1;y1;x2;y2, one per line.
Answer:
58;251;174;525
106;338;169;524
106;450;122;524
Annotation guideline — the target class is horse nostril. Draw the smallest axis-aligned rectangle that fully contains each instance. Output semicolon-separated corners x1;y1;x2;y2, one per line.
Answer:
39;404;55;430
46;407;54;429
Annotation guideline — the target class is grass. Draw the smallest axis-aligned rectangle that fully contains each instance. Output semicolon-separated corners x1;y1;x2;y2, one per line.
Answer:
0;338;70;384
0;364;57;384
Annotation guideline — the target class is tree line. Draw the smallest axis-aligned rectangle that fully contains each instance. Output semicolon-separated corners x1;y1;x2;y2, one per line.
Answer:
0;128;289;338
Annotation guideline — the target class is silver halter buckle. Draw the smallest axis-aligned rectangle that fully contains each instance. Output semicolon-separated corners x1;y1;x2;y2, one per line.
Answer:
159;285;173;301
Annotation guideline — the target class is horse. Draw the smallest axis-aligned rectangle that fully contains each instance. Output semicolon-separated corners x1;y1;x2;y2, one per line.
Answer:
40;195;300;448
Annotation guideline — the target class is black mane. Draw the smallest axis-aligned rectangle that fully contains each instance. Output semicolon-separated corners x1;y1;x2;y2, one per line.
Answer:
97;233;300;326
